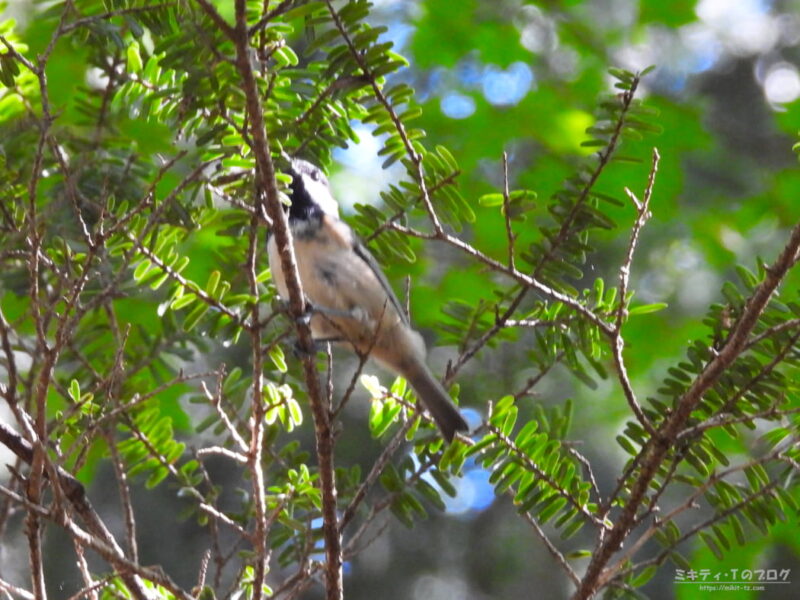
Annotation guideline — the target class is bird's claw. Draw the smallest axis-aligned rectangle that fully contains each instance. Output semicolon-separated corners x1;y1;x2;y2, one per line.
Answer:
291;338;318;359
290;335;343;359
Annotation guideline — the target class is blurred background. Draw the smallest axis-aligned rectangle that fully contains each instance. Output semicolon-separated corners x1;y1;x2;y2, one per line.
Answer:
2;0;800;599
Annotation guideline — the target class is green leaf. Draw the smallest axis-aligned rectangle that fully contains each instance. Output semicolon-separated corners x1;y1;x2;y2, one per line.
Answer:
126;41;143;73
415;479;445;511
146;466;169;489
538;496;567;524
274;46;299;68
560;518;584;540
133;259;152;281
479;193;504;207
268;345;287;373
170;293;197;311
287;397;303;428
628;302;668;316
206;270;221;296
69;379;81;403
700;531;723;560
183;302;209;331
616;435;638;455
632;566;657;588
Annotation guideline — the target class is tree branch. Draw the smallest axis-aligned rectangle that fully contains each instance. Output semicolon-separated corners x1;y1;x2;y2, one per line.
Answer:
193;0;344;597
573;220;800;599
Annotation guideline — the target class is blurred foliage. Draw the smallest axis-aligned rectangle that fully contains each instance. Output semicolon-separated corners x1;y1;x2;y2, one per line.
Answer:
0;1;799;599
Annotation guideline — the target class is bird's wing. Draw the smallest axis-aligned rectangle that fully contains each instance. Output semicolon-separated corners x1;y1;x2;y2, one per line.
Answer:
352;240;410;326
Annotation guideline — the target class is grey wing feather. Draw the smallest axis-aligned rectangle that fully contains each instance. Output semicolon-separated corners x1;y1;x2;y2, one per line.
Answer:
352;241;410;326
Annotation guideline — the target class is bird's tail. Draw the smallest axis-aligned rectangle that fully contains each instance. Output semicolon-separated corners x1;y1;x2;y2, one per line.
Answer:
406;367;469;443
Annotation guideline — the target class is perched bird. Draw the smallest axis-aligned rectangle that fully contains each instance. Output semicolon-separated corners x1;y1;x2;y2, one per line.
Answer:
267;159;469;442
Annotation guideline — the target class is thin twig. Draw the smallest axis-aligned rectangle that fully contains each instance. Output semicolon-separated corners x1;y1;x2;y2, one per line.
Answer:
105;431;139;563
0;578;35;600
501;151;516;271
522;512;581;587
339;420;415;531
391;223;615;337
611;148;661;436
324;0;442;234
61;2;178;35
484;422;606;528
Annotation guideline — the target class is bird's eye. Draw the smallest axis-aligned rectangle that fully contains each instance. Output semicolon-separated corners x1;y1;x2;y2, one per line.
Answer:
310;170;321;181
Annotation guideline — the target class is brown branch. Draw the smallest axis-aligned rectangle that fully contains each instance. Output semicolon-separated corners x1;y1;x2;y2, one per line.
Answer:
193;0;235;37
201;376;249;453
245;195;270;596
0;307;18;404
65;576;112;600
602;447;792;588
25;505;46;600
0;577;35;600
711;326;799;415
339;420;415;531
678;404;800;441
0;423;157;600
196;446;249;464
197;503;251;538
11;16;72;566
192;0;343;597
572;220;800;599
513;352;564;401
744;317;800;351
71;539;99;600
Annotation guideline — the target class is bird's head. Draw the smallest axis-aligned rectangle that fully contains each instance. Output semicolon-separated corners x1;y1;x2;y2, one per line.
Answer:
284;159;339;221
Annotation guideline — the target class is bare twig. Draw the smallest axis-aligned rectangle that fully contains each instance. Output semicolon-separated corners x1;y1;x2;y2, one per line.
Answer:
339;420;415;531
106;431;139;563
364;170;461;244
744;317;800;351
0;423;171;600
611;148;661;436
391;222;615;337
201;376;249;453
501;151;516;271
71;541;100;600
0;577;35;600
522;512;581;587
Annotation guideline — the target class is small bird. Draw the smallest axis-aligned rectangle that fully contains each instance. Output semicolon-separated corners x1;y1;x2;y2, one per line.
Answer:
267;159;469;442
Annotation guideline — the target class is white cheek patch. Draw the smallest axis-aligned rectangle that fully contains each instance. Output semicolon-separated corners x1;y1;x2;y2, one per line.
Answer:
303;177;340;217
